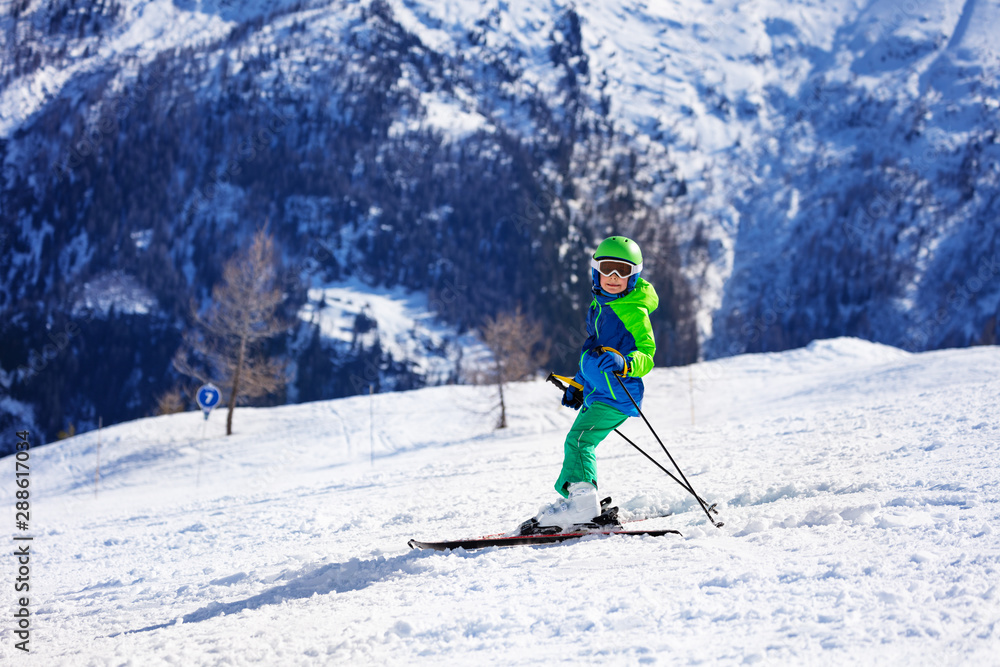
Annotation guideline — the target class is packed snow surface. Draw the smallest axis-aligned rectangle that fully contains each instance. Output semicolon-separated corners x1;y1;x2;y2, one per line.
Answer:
2;338;998;664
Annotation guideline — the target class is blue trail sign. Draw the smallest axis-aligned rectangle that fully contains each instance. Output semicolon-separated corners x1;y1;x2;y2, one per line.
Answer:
196;383;221;419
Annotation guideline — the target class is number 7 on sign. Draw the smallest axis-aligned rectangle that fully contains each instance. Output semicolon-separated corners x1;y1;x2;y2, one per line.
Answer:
197;384;221;420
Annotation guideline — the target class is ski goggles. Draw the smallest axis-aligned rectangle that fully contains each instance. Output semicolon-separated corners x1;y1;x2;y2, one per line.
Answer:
591;257;642;278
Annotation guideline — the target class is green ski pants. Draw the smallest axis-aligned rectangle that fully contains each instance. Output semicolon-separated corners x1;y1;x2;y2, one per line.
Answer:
554;401;628;497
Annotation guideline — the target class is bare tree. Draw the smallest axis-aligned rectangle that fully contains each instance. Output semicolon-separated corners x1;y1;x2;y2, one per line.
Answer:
479;307;549;429
173;228;290;435
154;386;186;416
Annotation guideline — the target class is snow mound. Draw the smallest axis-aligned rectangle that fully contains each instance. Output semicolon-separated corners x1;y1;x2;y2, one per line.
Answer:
803;336;913;364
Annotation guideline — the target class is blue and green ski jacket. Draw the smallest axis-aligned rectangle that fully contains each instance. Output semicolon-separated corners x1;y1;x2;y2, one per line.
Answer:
574;278;658;416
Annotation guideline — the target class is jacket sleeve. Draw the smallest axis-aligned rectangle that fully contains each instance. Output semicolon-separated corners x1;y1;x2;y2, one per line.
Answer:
622;310;656;378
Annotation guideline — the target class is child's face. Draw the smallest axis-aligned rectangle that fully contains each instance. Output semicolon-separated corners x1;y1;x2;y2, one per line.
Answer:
600;272;627;294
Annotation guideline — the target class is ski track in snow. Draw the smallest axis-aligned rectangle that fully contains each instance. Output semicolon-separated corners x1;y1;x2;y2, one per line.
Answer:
1;338;998;664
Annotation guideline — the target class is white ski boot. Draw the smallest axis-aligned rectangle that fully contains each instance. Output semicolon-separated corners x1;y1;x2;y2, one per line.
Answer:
512;489;621;537
533;482;601;532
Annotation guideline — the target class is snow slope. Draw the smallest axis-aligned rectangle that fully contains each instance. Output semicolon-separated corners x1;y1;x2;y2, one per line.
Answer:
1;338;998;664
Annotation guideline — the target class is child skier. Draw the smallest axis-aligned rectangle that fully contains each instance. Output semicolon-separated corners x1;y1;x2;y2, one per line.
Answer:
516;236;658;535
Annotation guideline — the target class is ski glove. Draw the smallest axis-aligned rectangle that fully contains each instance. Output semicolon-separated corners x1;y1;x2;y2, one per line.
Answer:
562;384;583;410
596;350;627;376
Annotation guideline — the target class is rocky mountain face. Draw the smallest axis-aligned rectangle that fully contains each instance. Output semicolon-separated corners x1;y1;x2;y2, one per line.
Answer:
1;0;996;444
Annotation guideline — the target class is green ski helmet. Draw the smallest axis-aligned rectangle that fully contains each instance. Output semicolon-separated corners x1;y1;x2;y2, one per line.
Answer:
591;236;643;293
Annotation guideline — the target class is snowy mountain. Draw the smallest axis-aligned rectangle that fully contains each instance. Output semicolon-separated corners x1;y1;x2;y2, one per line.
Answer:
1;0;998;443
2;338;997;663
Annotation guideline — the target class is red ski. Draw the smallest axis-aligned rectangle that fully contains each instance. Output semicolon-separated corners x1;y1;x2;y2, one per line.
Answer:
407;527;681;551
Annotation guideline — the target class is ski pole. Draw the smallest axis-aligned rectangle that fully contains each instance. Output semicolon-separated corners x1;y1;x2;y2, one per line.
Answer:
610;427;713;509
547;370;722;527
596;348;723;528
550;373;705;501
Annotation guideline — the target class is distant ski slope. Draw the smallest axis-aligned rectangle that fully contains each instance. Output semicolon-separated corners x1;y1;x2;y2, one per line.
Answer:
3;338;997;664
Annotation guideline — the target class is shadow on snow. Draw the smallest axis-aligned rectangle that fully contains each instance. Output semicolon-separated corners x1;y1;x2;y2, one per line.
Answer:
115;547;484;636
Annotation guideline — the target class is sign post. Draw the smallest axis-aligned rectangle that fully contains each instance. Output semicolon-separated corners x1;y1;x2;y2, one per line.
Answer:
195;383;221;489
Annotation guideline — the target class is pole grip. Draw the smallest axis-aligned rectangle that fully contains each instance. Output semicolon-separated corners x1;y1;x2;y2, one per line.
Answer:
547;373;582;391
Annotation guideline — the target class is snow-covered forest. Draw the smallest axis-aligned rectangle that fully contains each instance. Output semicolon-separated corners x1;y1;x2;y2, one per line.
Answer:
2;0;997;445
